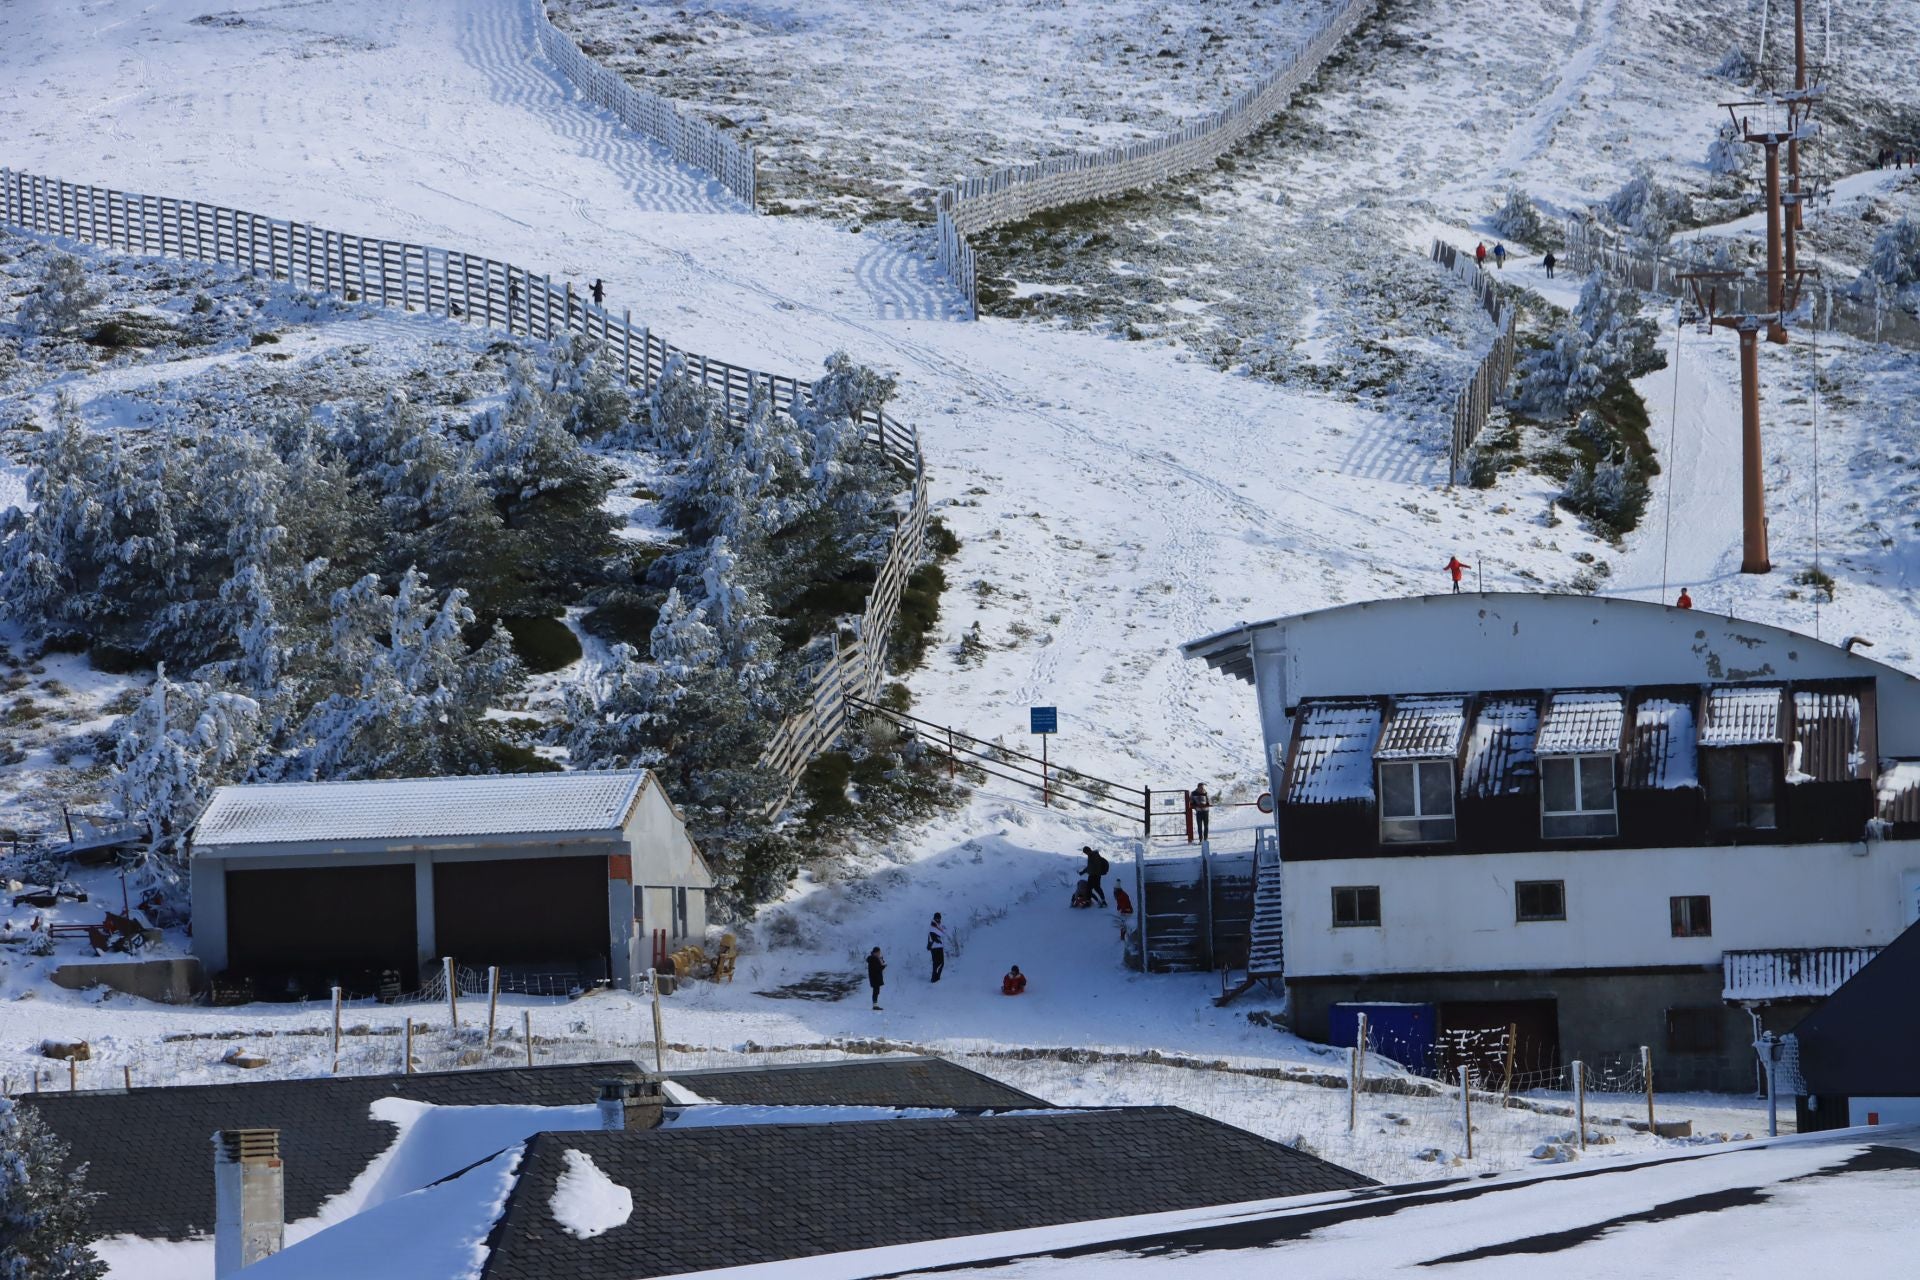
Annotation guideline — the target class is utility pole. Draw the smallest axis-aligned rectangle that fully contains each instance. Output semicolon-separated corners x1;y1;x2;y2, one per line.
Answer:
1677;266;1815;575
1725;101;1816;344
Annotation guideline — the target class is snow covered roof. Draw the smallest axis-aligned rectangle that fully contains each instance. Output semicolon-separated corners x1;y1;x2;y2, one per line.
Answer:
193;771;649;847
1458;696;1539;797
849;1129;1920;1277
1790;686;1865;782
1534;691;1626;756
1374;695;1469;760
1626;694;1698;789
1722;947;1883;1002
1700;684;1786;747
1286;700;1383;805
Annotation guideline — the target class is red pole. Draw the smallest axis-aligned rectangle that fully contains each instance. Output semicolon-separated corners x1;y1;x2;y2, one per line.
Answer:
1041;734;1050;807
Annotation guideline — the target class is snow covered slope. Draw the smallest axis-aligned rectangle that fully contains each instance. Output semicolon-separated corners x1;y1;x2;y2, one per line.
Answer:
3;0;1918;804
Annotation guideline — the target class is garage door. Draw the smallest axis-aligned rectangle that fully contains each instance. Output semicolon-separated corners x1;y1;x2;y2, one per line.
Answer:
433;857;609;980
226;864;418;993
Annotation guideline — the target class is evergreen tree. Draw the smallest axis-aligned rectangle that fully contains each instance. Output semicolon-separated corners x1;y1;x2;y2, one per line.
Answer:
1861;217;1920;308
14;254;106;338
1489;187;1546;244
549;335;635;439
279;569;524;780
108;667;262;859
1706;119;1752;178
0;1099;106;1280
1518;275;1663;417
1603;164;1692;247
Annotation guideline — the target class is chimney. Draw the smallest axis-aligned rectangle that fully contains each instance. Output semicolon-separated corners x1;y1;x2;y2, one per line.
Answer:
595;1078;665;1131
213;1129;284;1278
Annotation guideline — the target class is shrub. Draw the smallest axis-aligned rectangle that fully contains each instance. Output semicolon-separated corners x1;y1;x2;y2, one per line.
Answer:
15;254;106;337
1490;188;1546;244
889;563;947;670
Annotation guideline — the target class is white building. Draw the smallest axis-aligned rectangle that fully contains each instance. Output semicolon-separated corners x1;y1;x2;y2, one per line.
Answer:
1184;593;1920;1089
189;770;712;997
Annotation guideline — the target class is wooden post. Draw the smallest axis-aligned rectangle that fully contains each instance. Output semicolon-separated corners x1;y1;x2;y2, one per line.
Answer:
486;966;501;1050
1460;1064;1473;1159
69;1059;77;1092
1348;1010;1368;1132
1573;1059;1586;1150
1642;1044;1655;1133
522;1010;534;1067
123;1065;132;1091
649;969;665;1073
1503;1023;1517;1097
404;1018;414;1075
331;986;343;1071
444;956;458;1030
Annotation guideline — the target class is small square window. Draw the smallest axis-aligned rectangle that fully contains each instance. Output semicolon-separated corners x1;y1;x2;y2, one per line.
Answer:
1540;754;1618;839
1670;895;1712;938
1515;880;1566;922
1333;885;1381;928
1379;761;1456;844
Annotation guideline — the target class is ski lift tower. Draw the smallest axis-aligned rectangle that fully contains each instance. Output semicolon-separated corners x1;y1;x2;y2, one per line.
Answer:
1675;266;1816;575
1723;99;1819;344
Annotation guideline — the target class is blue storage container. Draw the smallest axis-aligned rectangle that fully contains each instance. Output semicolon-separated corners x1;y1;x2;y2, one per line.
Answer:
1328;1002;1437;1075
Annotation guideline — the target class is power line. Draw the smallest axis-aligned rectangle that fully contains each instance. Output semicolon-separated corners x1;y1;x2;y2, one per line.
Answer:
1659;298;1684;602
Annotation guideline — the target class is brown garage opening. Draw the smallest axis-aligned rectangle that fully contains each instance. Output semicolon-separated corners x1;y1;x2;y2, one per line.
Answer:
434;856;610;988
226;863;418;998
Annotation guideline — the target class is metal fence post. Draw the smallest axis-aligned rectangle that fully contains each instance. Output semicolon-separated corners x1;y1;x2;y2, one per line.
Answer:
1460;1064;1473;1158
1573;1059;1586;1149
1642;1044;1655;1132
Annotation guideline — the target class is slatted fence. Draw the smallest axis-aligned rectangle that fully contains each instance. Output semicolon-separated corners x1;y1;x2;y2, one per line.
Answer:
935;0;1377;317
0;168;922;810
533;0;756;208
1565;216;1920;348
1431;240;1518;486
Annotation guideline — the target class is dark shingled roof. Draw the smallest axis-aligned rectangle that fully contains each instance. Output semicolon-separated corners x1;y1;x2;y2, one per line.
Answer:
480;1109;1375;1279
665;1056;1047;1109
1791;919;1920;1097
23;1061;640;1241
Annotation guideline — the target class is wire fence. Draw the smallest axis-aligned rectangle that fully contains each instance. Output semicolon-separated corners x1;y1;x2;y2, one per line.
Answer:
1431;239;1518;487
0;166;928;810
934;0;1377;317
531;0;755;208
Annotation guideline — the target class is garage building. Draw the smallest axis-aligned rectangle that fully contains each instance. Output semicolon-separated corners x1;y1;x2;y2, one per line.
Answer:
188;770;711;996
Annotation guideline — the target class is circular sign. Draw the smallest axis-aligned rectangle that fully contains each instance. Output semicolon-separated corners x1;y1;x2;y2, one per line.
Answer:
1256;792;1274;814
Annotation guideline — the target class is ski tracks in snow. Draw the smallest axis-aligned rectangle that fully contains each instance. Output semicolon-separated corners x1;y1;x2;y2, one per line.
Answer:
1494;0;1622;181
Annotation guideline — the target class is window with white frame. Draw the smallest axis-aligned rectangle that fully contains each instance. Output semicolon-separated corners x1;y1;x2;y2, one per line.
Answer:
1378;761;1455;844
1540;754;1618;838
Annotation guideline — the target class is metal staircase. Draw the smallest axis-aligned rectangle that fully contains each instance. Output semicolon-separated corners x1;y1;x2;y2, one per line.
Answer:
1247;829;1284;977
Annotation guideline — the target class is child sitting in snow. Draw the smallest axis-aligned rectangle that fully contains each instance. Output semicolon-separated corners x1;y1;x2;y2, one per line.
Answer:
1001;966;1027;996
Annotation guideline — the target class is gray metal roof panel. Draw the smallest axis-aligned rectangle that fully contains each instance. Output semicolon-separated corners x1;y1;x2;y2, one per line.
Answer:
1700;685;1786;747
1375;695;1469;761
1535;691;1627;756
664;1057;1047;1109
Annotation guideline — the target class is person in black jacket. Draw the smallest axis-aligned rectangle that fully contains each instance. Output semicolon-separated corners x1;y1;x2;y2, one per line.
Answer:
928;912;951;983
867;947;886;1010
1080;846;1109;907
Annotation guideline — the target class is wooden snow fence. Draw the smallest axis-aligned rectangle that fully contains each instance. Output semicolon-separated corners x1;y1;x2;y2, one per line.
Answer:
0;167;927;814
1564;216;1920;349
533;0;756;209
1431;240;1518;488
934;0;1377;318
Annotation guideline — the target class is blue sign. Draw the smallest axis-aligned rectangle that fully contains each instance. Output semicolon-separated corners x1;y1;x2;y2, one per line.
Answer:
1029;706;1058;735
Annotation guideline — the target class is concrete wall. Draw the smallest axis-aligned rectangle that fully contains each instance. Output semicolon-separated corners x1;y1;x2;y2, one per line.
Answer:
1283;840;1918;979
1850;1097;1920;1125
624;776;713;889
1289;968;1764;1092
52;957;207;1004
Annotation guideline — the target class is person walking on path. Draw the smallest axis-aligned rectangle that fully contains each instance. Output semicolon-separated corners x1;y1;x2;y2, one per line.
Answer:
1475;242;1488;267
1080;846;1110;907
1190;783;1212;843
1112;884;1133;916
590;278;605;307
1677;587;1693;609
1001;965;1027;996
1493;243;1507;269
1445;555;1471;593
1543;251;1556;279
867;947;886;1009
927;913;951;983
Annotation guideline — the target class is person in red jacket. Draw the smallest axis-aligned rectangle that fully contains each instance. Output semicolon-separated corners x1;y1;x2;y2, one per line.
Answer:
1445;555;1471;593
1001;966;1027;996
1677;587;1694;609
1112;885;1134;916
1475;241;1488;266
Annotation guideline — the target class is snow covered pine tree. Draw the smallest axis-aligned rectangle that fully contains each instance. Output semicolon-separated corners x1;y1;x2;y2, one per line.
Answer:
0;1098;106;1280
